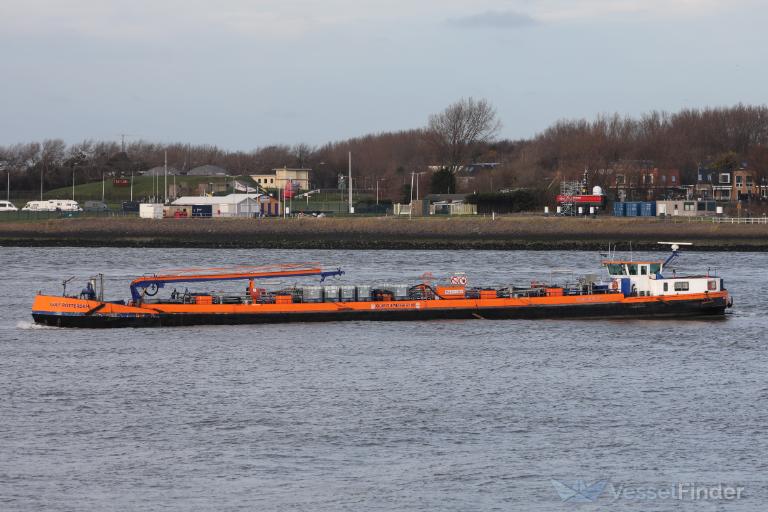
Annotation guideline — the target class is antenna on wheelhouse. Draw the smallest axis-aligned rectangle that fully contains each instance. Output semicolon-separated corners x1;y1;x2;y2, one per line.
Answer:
658;241;693;268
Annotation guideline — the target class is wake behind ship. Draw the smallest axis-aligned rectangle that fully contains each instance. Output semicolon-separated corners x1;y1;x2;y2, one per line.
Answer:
32;244;732;328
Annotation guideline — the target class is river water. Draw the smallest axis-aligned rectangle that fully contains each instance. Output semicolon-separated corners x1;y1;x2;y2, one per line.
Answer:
1;248;766;511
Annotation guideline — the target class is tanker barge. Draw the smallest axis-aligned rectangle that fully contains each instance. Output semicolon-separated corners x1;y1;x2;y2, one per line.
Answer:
31;244;732;328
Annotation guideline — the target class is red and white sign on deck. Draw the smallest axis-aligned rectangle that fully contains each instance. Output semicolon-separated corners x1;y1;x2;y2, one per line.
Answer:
450;275;468;286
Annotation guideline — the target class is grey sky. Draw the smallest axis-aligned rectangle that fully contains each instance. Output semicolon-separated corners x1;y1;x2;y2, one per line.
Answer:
1;0;765;150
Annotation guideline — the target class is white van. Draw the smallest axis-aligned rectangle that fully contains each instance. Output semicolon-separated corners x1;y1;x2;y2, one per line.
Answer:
0;201;18;212
22;199;82;212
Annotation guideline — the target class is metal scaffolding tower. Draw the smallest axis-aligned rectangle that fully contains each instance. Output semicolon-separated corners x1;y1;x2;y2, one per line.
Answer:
559;180;581;216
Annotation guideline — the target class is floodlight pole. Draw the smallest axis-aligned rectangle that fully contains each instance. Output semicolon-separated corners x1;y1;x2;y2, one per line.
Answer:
348;151;353;214
164;150;168;204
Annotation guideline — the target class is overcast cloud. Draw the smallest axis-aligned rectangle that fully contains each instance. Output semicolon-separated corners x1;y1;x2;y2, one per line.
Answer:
447;10;539;29
0;0;765;149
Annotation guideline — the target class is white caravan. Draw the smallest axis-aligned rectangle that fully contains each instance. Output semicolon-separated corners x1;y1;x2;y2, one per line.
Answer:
21;200;82;212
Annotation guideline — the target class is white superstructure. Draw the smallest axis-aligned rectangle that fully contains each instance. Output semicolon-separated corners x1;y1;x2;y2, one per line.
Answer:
603;244;721;297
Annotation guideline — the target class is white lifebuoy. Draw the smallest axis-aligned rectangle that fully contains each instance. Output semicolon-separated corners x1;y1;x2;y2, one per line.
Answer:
458;276;468;286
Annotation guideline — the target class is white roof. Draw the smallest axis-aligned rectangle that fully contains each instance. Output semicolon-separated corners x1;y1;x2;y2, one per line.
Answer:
187;164;228;176
172;194;261;206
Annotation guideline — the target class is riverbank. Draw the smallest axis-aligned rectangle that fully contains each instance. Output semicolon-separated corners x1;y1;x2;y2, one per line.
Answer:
1;216;767;250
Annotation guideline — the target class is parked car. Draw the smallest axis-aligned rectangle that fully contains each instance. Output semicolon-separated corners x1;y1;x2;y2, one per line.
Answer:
83;200;109;212
122;201;140;212
0;201;18;212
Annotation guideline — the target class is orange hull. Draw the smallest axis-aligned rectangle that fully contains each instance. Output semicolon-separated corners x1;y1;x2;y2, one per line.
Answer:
32;291;731;328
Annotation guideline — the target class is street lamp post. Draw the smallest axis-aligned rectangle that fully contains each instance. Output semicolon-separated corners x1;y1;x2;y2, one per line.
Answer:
415;171;426;200
376;177;387;205
0;161;8;202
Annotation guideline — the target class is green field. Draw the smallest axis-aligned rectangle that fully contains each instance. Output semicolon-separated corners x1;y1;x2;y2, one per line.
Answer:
40;175;252;204
31;177;382;213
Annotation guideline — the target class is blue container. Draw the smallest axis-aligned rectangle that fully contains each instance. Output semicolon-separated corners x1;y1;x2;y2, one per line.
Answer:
192;204;213;217
625;202;640;217
613;202;625;216
640;202;656;217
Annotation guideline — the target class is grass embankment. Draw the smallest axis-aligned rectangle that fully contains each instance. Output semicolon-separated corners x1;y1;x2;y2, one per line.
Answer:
41;175;240;204
38;178;367;212
0;216;767;250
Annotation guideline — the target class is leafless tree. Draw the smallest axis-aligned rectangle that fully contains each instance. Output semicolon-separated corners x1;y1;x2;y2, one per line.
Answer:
291;143;314;168
428;97;501;171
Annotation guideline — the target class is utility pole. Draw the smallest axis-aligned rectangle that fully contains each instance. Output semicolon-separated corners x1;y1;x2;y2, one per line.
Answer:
164;150;168;204
409;172;415;220
1;162;8;202
130;171;134;202
102;172;105;202
348;151;353;214
40;165;44;201
414;171;426;200
72;166;75;200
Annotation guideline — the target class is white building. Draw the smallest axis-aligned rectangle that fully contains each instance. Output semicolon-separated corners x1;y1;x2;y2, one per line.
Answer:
171;194;263;217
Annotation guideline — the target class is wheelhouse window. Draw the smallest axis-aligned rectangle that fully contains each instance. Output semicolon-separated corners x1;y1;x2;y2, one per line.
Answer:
649;263;661;274
674;282;689;291
607;264;624;275
640;265;648;275
627;264;638;275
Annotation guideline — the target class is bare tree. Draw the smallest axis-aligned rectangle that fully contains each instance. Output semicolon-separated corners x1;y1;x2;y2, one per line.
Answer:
428;97;501;171
291;143;314;168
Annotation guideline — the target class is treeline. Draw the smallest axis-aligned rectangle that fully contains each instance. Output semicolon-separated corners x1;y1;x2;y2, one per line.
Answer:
2;103;767;200
528;104;768;185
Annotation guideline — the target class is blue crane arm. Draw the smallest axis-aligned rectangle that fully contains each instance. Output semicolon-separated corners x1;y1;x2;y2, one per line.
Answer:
130;267;344;301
